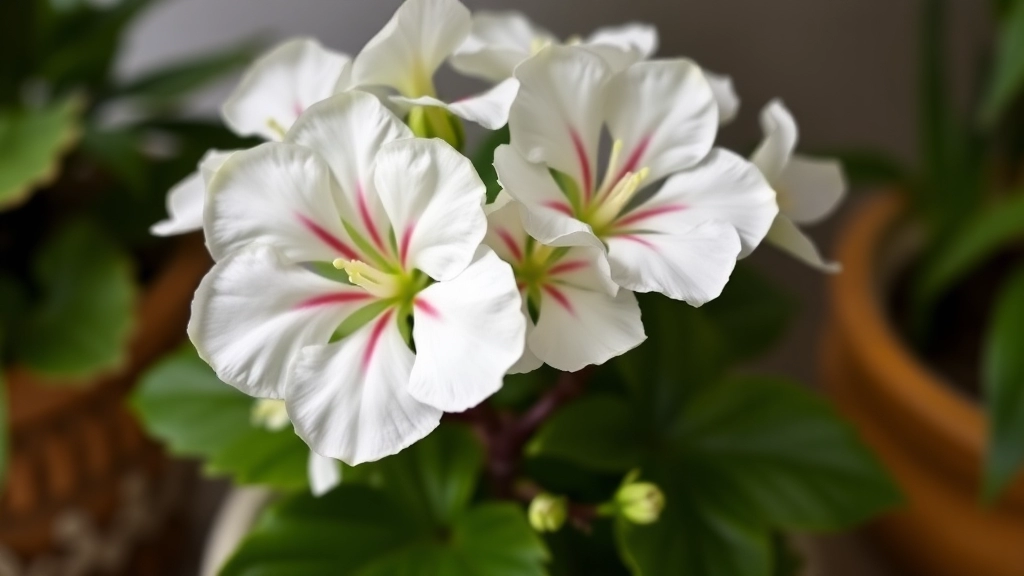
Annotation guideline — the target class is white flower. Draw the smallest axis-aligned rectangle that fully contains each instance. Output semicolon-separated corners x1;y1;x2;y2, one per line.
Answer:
450;12;739;124
251;399;340;497
484;194;645;373
152;38;350;237
752;100;846;273
188;91;525;465
498;46;777;306
350;0;519;131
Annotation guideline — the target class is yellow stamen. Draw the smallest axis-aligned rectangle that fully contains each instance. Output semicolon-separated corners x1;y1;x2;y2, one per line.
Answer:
589;167;651;230
266;117;287;140
564;35;583;46
334;259;400;298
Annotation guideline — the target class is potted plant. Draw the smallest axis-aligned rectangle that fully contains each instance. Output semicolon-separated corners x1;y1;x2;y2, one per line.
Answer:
0;0;254;573
132;1;902;574
824;1;1024;574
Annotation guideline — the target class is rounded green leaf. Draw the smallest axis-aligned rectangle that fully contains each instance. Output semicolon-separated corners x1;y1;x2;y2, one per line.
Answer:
17;219;136;380
132;346;309;491
0;99;81;211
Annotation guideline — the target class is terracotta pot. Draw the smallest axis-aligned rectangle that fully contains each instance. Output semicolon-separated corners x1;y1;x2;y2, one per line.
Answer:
0;235;211;576
823;193;1024;576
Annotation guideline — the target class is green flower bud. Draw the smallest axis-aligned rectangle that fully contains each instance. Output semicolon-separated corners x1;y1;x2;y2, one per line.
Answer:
528;493;568;533
614;471;665;525
407;105;465;151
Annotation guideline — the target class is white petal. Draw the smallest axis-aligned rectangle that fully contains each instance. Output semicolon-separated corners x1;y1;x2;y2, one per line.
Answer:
606;220;741;306
286;312;441;465
777;154;846;225
579;44;645;74
450;11;553;83
373;138;486;281
151;150;233;237
605;59;718;183
704;70;739;125
509;46;611;194
408;248;525;412
307;452;341;497
586;23;659;59
222;38;351;141
643;148;778;258
188;244;371;399
351;0;471;96
204;143;356;264
751;99;797;183
391;78;519;130
510;333;544;374
766;214;841;273
287;91;410;250
530;286;645;372
483;191;529;264
493;145;602;249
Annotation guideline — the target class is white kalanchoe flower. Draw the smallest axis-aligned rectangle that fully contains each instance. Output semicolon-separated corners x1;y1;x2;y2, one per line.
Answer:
349;0;519;132
152;38;350;236
251;399;340;497
188;91;525;465
485;193;645;373
451;12;739;124
497;46;778;306
752;100;846;273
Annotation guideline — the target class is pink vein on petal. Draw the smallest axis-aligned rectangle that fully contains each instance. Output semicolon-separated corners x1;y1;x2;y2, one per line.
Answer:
357;184;386;252
570;128;593;200
543;284;576;316
363;309;395;371
414;299;441;319
614;204;686;228
613;136;651;185
297;214;360;260
293;101;305;119
543;201;574;217
617;234;657;249
399;223;415;267
548;259;589;276
296;292;372;309
495;228;523;261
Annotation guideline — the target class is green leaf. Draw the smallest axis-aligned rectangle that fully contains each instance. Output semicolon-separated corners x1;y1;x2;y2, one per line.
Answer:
982;266;1024;500
473;126;510;204
614;377;900;576
110;43;258;105
981;0;1024;125
669;377;902;531
132;346;310;491
80;126;149;194
911;193;1024;334
527;394;645;473
17;219;136;380
616;265;793;419
222;425;548;576
0;99;81;211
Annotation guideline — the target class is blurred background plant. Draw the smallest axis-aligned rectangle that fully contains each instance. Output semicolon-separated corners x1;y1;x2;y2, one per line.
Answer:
0;0;258;489
840;0;1024;502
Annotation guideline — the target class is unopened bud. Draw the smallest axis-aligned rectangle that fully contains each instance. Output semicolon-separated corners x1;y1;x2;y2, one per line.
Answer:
613;471;665;525
528;493;568;533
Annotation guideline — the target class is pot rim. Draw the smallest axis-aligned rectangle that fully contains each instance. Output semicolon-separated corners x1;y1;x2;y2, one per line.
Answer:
829;192;1024;506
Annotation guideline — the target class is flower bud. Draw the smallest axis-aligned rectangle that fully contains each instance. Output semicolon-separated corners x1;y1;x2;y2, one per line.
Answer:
528;493;568;533
614;474;665;525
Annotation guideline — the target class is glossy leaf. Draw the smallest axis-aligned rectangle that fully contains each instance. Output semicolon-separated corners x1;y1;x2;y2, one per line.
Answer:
982;266;1024;500
912;193;1024;334
0;99;81;211
17;220;136;380
132;346;309;491
981;0;1024;125
527;394;644;473
222;425;549;576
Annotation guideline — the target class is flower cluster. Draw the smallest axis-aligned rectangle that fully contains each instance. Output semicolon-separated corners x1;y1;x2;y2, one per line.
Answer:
158;0;846;492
